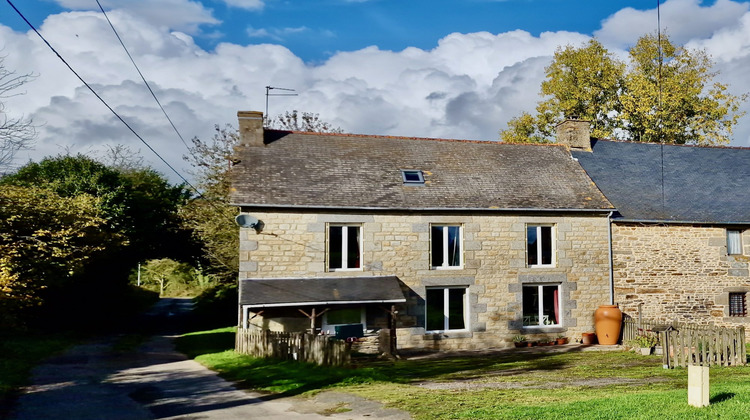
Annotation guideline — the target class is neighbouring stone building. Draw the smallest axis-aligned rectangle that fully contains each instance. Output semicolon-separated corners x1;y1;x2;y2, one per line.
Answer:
229;112;615;350
572;127;750;329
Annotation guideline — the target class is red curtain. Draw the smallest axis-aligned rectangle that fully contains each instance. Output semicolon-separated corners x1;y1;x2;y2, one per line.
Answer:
553;288;559;324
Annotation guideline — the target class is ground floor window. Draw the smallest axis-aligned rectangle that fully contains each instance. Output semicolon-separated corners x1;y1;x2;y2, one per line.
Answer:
322;307;365;335
426;287;467;331
523;284;561;326
729;292;747;317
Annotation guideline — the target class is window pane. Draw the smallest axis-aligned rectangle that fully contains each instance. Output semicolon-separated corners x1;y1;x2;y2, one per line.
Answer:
327;308;361;325
541;226;552;265
346;226;360;268
431;226;444;267
447;226;461;266
426;289;444;330
522;286;539;326
541;285;559;325
527;226;538;265
448;288;466;329
403;171;422;182
728;230;742;255
329;226;342;269
729;292;746;317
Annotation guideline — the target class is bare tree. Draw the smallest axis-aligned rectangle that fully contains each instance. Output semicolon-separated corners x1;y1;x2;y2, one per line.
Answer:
1;57;36;172
268;110;344;133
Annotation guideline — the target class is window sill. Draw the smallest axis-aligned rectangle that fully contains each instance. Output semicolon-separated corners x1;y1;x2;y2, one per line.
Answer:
520;326;565;334
328;268;364;272
431;266;463;271
527;265;556;269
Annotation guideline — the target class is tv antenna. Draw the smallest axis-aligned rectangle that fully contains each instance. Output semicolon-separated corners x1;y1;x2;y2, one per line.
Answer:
265;86;297;126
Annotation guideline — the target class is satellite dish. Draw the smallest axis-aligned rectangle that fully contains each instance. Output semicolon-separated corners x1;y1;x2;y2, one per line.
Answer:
235;214;259;229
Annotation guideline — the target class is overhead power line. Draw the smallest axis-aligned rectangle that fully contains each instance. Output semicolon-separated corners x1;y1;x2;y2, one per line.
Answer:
5;0;200;195
95;0;191;152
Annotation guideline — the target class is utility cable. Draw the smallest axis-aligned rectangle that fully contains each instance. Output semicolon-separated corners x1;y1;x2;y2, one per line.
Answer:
5;0;201;196
95;0;192;152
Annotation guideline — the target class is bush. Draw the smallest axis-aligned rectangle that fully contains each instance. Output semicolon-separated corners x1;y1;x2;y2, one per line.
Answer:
191;283;238;329
628;334;659;348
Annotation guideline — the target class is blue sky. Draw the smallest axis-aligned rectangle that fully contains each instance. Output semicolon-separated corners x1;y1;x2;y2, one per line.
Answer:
3;1;663;63
1;0;749;180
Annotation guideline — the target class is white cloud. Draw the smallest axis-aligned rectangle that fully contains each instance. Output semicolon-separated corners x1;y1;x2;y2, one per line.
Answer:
247;25;309;41
2;3;749;180
52;0;219;34
221;0;264;10
596;0;749;47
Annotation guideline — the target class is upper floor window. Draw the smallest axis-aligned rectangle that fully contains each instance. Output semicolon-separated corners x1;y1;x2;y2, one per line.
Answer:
729;292;747;317
727;229;743;255
328;224;362;271
527;225;554;267
431;224;462;269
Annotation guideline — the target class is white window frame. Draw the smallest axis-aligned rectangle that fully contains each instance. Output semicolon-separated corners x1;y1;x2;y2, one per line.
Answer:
526;224;556;267
327;223;363;271
522;284;562;328
401;169;425;184
727;229;743;255
321;307;366;335
425;286;469;332
430;224;463;269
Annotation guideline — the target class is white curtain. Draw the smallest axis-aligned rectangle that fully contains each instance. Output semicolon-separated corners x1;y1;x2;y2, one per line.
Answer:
727;230;742;255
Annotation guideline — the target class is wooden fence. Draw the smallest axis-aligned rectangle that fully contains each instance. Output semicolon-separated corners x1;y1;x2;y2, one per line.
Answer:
235;329;351;367
622;319;747;368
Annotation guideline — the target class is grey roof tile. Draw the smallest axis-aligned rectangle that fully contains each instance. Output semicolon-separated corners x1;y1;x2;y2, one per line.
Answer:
573;140;750;223
230;130;613;211
239;276;407;307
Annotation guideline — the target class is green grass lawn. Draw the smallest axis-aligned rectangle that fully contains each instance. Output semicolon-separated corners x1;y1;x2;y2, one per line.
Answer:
177;328;750;419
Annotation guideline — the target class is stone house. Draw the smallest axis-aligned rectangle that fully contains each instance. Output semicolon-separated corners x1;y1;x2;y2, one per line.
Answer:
569;122;750;329
229;112;616;350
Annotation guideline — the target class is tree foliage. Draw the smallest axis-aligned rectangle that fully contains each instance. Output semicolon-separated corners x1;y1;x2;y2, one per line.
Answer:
182;112;343;284
1;154;193;261
0;154;195;328
269;110;343;133
501;34;746;145
182;125;240;283
0;185;121;327
0;57;36;173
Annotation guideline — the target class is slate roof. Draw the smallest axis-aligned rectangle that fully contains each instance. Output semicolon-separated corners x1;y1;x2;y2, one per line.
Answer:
230;130;613;211
572;140;750;224
239;276;406;307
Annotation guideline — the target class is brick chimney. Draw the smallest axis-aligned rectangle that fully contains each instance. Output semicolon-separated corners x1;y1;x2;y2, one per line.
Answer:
237;111;264;147
556;119;591;152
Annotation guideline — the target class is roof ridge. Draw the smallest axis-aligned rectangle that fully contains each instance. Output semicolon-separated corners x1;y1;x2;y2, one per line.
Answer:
265;129;566;147
594;138;750;151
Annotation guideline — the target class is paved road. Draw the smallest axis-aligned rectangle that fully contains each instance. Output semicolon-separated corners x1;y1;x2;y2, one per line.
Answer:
10;298;410;420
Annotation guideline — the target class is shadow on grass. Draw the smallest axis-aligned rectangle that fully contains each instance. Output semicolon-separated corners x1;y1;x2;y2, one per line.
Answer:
174;328;236;359
710;392;735;404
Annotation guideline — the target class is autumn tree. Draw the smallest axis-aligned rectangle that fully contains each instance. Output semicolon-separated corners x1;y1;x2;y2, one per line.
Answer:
182;114;344;283
181;125;240;283
1;155;195;328
501;34;746;145
0;185;120;327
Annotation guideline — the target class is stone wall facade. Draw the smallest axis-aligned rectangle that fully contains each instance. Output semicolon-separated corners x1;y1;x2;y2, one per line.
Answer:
239;210;611;350
612;223;750;328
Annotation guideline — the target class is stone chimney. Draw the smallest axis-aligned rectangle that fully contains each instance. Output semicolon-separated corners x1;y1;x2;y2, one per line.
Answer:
556;119;591;152
237;111;264;147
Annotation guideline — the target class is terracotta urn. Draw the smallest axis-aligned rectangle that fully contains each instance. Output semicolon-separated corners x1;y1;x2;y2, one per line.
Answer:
594;305;622;345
